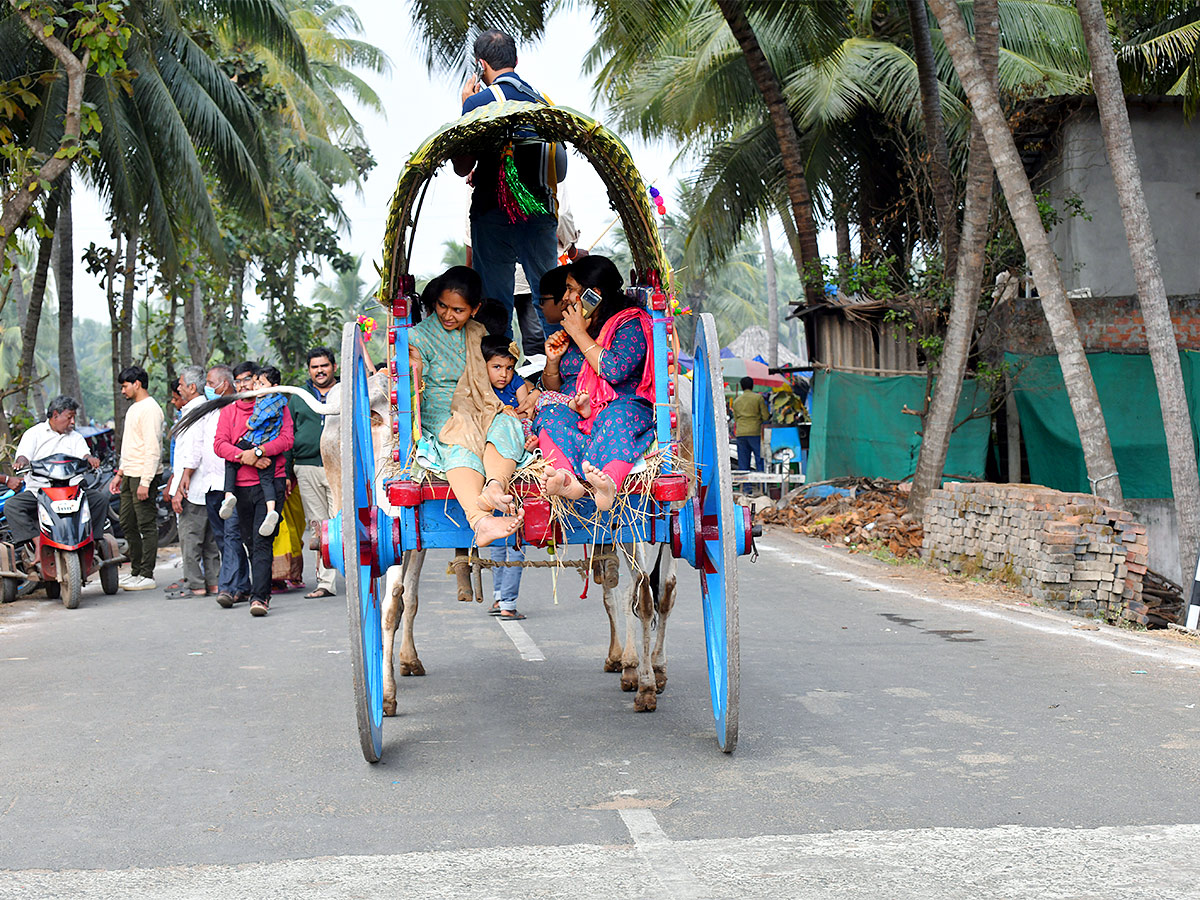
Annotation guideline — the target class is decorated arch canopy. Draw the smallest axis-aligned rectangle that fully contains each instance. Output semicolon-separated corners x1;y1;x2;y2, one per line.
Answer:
380;100;671;300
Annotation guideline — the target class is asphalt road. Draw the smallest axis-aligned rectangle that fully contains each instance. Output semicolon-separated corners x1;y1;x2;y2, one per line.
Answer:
2;530;1200;899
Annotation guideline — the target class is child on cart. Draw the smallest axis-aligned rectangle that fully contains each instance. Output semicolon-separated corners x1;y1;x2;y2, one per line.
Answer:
218;365;286;537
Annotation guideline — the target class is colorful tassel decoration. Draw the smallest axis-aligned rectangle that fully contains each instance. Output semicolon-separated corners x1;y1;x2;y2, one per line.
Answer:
498;145;548;223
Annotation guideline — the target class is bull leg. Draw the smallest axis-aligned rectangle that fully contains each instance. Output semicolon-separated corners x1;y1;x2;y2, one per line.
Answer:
453;548;473;603
631;568;658;712
619;543;642;693
381;564;403;716
600;579;623;672
397;549;426;678
650;546;676;694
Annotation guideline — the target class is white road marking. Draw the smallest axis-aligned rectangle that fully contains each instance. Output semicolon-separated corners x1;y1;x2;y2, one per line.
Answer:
6;823;1200;899
498;618;545;661
759;538;1200;669
618;808;708;900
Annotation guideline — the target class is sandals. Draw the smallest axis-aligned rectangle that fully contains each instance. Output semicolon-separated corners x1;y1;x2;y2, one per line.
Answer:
488;601;503;616
498;610;526;621
305;588;334;598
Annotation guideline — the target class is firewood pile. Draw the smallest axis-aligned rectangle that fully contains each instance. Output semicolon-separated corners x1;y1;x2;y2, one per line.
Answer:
1127;570;1183;628
758;479;924;558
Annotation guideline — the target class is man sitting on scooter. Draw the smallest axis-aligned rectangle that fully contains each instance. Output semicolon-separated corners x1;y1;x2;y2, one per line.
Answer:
4;396;108;567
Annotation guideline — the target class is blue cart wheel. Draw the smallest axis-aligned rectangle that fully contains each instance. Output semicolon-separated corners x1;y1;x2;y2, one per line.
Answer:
341;322;385;763
690;313;740;753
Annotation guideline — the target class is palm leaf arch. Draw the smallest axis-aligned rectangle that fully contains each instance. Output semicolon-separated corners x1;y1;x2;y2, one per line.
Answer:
380;100;671;300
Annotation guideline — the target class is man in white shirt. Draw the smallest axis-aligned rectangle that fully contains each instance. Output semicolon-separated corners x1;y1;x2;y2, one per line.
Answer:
3;395;107;561
168;366;220;597
109;365;165;590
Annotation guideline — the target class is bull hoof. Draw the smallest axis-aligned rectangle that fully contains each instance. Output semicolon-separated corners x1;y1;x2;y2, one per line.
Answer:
654;668;668;693
383;696;397;717
399;659;426;677
620;667;638;692
603;657;622;673
634;688;657;712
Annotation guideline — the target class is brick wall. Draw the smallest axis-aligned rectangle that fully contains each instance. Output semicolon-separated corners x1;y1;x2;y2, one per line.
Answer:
922;483;1149;624
1006;295;1200;356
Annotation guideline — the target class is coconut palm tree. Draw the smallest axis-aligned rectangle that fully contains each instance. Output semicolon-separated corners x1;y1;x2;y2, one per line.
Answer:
928;0;1122;506
1078;0;1200;608
1116;1;1200;116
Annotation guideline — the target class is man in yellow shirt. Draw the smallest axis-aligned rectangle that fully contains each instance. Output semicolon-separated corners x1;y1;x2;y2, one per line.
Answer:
730;376;769;472
109;366;164;590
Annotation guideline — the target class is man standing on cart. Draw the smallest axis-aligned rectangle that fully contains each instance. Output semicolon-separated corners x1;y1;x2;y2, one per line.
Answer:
454;28;563;343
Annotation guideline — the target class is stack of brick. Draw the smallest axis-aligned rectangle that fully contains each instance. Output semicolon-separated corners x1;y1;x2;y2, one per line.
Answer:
922;483;1149;624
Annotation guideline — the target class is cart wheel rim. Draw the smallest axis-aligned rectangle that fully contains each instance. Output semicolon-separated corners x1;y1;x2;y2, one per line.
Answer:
342;322;384;763
691;313;740;752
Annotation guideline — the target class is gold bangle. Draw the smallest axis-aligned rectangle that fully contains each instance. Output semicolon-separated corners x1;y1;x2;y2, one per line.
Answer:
583;344;598;354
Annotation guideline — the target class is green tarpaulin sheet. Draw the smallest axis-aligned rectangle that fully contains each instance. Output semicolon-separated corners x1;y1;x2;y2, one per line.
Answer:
1006;351;1200;499
807;370;990;483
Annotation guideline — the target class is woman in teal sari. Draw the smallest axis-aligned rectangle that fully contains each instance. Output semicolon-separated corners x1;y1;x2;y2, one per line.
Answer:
408;267;526;546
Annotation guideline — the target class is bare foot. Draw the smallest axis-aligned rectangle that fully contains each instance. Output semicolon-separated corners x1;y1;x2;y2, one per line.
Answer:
543;467;588;500
569;389;592;419
477;479;515;515
583;461;617;511
473;509;525;548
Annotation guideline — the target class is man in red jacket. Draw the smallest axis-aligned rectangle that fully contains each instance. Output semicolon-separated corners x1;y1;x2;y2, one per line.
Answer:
213;361;295;617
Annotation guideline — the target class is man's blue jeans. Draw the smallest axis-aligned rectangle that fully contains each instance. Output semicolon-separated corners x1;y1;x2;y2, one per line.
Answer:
735;436;764;472
206;489;250;596
471;208;559;341
490;536;525;612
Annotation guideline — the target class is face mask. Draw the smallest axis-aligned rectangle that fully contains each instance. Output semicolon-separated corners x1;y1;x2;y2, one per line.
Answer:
204;386;219;401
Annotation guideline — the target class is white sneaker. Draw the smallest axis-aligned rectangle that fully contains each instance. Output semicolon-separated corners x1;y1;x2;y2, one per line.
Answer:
258;509;280;537
118;571;135;585
122;575;156;591
219;495;237;520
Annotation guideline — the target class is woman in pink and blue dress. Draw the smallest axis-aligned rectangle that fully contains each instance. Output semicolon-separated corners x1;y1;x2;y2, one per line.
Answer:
537;255;655;511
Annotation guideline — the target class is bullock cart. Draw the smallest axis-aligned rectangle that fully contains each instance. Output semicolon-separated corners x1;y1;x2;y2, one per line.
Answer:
318;101;752;762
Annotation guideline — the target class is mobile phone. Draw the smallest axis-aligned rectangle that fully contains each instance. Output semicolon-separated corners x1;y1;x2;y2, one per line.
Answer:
580;288;602;317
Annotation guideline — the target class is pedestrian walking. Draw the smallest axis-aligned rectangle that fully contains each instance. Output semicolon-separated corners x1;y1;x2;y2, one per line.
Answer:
731;376;769;473
204;364;251;608
168;366;220;598
109;366;165;590
214;361;294;617
288;347;339;599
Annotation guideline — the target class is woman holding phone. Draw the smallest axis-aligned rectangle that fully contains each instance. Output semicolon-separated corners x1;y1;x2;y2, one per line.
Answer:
537;255;656;511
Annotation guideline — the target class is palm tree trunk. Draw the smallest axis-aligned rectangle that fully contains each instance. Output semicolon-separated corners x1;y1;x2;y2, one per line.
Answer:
113;226;137;452
715;0;823;307
835;208;852;287
909;0;999;518
905;0;959;279
1077;0;1200;592
182;270;207;366
11;257;28;322
16;188;60;414
56;171;81;413
105;233;121;405
928;0;1122;506
762;215;779;367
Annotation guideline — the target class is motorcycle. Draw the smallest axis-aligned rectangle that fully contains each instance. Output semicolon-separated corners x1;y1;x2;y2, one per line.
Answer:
0;454;121;607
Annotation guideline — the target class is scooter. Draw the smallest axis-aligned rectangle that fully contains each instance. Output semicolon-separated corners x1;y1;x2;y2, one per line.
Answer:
0;454;121;607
